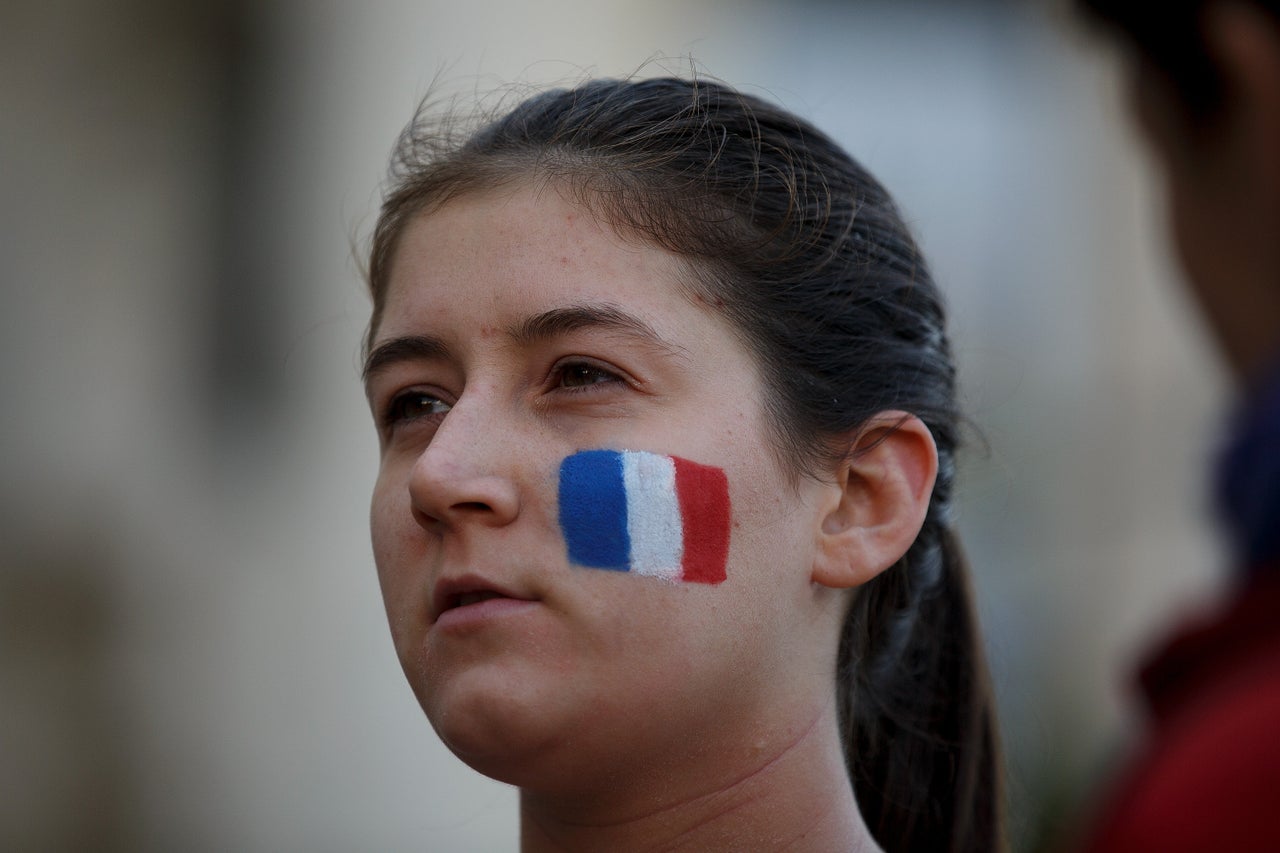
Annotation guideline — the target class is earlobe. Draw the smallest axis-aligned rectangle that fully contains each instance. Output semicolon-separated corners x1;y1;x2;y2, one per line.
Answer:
811;412;938;589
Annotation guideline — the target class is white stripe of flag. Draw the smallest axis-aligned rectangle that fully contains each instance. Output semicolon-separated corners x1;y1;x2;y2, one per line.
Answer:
622;451;684;580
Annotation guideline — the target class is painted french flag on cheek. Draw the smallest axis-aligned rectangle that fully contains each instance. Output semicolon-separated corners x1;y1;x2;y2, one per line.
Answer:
558;449;731;584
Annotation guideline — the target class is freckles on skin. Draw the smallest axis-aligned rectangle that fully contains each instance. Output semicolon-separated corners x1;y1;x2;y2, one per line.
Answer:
558;449;731;584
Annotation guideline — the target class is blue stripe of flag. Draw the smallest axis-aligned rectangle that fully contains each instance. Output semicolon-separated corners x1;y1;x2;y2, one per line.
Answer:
559;449;631;570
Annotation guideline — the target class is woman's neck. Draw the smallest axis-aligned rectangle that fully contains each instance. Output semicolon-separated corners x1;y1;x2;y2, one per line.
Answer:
517;702;883;853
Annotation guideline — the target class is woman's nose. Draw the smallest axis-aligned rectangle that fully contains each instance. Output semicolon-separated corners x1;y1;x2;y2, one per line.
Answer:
406;399;522;533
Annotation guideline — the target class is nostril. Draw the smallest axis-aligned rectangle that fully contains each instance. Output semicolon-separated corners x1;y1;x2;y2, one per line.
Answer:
410;505;446;533
407;460;521;529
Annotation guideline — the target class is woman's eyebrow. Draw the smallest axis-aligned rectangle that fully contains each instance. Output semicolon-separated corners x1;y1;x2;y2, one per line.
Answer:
362;334;451;385
509;303;682;357
364;303;683;386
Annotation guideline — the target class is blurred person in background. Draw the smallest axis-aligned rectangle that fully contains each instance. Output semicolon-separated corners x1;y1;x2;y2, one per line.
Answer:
361;76;1004;852
1076;1;1280;849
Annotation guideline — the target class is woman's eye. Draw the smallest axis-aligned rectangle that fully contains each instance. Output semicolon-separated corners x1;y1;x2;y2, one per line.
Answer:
384;391;451;427
557;362;622;389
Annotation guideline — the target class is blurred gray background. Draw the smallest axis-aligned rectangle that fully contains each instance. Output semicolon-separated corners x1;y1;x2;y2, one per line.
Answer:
1;0;1231;850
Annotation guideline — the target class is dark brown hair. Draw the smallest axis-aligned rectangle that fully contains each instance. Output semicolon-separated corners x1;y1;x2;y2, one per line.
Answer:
1078;0;1280;119
366;76;1004;853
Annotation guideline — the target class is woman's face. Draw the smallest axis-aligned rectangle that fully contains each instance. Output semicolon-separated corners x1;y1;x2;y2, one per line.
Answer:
366;183;842;792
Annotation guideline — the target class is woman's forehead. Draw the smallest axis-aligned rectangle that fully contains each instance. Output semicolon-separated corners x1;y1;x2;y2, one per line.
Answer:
378;186;700;338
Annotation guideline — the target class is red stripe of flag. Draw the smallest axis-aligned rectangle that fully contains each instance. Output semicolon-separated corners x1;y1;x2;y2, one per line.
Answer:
672;456;730;584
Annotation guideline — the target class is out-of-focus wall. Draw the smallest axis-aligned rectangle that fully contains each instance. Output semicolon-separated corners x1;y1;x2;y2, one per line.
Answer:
0;0;1229;850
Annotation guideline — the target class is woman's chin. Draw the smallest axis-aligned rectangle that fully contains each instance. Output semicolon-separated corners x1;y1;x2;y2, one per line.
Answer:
425;687;578;784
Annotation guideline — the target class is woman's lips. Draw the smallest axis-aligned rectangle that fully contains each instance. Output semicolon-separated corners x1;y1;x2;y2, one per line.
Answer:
454;590;503;608
434;593;539;632
432;575;539;630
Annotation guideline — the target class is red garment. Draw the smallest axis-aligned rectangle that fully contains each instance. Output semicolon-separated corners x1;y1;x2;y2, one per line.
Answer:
1083;566;1280;852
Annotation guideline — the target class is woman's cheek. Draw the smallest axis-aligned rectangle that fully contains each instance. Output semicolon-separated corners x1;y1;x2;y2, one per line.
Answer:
557;448;732;585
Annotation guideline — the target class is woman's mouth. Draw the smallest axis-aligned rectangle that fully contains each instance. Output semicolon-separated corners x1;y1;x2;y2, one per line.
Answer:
452;590;504;609
432;576;539;631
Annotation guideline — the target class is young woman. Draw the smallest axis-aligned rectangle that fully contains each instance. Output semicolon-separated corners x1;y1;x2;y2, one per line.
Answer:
362;76;1003;852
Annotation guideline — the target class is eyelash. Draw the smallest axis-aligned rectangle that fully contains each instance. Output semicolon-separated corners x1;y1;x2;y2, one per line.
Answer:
378;359;627;435
380;390;452;432
550;359;626;392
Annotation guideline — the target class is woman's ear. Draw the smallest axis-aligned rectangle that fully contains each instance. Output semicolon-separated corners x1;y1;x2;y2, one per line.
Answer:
811;412;938;589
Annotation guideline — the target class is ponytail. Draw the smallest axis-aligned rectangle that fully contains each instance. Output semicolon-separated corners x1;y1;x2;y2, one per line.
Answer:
840;521;1003;852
